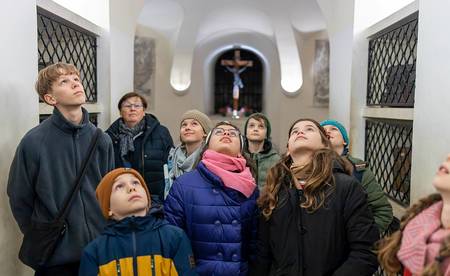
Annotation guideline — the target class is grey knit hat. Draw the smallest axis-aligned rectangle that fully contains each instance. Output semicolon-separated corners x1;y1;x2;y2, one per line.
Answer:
181;109;212;134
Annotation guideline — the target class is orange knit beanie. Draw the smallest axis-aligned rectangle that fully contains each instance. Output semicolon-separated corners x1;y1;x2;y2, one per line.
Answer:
95;168;151;219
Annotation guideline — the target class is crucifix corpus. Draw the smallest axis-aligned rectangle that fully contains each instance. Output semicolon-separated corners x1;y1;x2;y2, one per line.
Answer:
221;49;253;119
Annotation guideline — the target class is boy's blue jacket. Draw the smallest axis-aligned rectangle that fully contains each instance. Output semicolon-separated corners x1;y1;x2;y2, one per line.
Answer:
79;211;197;276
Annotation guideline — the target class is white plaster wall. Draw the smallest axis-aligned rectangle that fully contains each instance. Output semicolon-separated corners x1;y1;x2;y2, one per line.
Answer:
0;1;38;275
135;25;177;135
133;24;328;150
51;0;109;29
353;0;415;33
411;0;450;202
109;0;144;122
317;0;355;130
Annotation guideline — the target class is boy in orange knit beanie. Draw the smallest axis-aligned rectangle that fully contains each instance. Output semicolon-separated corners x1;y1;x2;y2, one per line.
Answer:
79;168;197;276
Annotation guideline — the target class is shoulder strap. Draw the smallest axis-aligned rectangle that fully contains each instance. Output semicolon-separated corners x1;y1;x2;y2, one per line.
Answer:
55;128;103;223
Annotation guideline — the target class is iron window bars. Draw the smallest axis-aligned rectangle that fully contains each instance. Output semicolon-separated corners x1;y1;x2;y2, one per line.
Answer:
367;12;418;107
37;7;97;102
365;118;412;206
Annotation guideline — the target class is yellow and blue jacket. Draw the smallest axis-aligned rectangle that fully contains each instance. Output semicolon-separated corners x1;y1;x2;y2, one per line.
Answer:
79;212;197;276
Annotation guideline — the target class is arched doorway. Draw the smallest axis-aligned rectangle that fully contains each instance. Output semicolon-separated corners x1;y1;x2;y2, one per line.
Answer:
214;48;263;115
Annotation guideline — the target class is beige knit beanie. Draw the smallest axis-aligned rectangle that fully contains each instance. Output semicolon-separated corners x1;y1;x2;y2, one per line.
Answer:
180;109;212;134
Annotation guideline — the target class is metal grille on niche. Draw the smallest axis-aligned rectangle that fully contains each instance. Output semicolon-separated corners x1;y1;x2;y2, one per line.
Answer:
37;7;97;103
365;119;412;206
214;49;263;116
367;12;418;107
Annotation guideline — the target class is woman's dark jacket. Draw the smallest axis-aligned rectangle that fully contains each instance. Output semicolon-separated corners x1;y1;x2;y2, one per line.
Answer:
251;164;379;276
106;114;173;201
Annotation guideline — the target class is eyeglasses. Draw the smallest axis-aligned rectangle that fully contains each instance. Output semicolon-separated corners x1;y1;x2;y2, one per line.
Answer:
212;127;240;137
122;103;144;109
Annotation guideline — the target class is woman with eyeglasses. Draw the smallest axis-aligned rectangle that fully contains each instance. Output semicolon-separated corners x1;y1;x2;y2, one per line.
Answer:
106;92;173;205
164;121;259;276
250;118;379;276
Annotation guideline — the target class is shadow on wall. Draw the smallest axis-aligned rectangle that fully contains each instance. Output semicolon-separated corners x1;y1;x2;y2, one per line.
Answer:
1;82;35;275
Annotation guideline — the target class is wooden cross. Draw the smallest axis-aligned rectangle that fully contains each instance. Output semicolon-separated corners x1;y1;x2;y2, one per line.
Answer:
220;50;253;118
220;50;253;70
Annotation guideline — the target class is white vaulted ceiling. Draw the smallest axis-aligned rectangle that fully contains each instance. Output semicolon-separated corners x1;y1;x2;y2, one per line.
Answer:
137;0;327;94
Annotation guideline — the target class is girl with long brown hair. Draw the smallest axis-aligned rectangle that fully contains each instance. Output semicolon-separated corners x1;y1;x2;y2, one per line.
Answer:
251;118;379;276
378;154;450;276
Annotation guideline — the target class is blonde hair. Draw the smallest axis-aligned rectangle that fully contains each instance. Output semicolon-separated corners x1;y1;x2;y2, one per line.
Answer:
377;193;449;275
35;62;80;101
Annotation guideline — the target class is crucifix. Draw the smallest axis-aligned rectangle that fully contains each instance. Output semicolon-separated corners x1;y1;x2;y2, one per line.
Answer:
221;49;253;119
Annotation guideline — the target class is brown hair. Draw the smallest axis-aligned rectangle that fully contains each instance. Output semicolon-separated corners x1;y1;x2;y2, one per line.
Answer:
258;118;352;219
248;114;266;125
35;62;80;102
377;193;445;275
118;92;148;110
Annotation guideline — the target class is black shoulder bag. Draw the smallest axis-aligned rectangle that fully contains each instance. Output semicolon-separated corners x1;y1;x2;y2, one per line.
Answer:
19;128;103;269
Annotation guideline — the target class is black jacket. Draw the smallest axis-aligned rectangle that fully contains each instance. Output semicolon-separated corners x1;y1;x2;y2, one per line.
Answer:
106;114;173;200
7;107;115;267
251;165;379;276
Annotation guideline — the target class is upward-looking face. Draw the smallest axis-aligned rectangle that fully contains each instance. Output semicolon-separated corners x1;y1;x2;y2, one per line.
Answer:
208;125;241;157
120;96;146;127
288;120;326;155
44;73;86;107
109;173;149;220
323;125;346;150
180;119;205;144
246;118;267;143
432;154;450;193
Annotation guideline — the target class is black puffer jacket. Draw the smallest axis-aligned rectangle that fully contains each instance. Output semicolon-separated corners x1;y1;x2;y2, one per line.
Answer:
251;164;379;276
106;114;173;201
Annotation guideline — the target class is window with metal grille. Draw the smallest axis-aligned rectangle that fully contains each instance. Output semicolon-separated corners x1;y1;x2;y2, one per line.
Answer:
214;49;263;115
39;113;98;126
367;12;418;107
365;119;412;206
37;7;97;102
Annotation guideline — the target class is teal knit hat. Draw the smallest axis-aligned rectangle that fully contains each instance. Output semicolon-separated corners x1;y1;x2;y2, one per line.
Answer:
244;113;272;140
320;119;349;148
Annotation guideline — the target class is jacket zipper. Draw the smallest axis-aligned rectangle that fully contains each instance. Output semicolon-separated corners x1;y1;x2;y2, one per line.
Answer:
141;146;145;177
116;258;122;276
74;129;92;240
151;255;156;275
132;231;138;276
255;156;259;186
297;189;305;274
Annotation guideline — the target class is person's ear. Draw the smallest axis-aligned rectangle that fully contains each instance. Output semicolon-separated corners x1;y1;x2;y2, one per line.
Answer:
43;93;57;106
108;210;113;218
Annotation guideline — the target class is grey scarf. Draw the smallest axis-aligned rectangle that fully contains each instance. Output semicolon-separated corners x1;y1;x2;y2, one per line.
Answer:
168;144;203;180
118;118;146;161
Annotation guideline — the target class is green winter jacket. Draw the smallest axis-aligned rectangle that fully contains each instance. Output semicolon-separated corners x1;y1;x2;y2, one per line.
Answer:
246;145;280;191
347;155;393;233
244;113;281;191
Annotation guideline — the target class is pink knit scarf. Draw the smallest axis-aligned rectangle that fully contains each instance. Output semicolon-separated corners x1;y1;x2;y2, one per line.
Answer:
201;149;256;198
397;201;450;275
